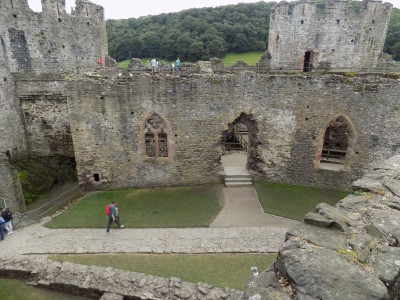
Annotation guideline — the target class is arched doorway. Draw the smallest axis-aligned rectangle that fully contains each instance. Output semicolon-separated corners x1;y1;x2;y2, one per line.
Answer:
221;113;258;173
314;115;357;171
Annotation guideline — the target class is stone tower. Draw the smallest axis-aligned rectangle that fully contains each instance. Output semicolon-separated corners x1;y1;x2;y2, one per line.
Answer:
0;0;108;209
268;0;393;71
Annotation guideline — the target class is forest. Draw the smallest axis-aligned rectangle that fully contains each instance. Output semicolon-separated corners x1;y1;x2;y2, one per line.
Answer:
106;1;400;62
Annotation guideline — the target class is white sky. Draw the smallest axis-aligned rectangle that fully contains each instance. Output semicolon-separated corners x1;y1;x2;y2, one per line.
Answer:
27;0;400;19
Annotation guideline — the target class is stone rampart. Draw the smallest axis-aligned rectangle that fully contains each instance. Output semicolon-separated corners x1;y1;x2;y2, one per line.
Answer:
51;71;398;191
0;0;107;74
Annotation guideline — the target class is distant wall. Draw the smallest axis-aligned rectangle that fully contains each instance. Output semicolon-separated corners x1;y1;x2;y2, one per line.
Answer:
268;0;393;71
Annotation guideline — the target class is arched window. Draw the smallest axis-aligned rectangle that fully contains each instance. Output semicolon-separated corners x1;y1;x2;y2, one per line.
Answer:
321;116;349;163
143;112;171;159
315;115;357;171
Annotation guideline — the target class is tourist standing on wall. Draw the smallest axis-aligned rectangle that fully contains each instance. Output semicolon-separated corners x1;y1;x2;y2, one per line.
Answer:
151;58;157;73
175;58;181;73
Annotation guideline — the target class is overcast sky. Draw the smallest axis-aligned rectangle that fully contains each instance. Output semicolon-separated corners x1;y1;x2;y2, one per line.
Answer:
27;0;400;19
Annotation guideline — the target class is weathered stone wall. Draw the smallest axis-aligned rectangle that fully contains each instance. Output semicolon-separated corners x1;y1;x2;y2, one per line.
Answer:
52;72;400;191
268;0;393;71
0;256;242;300
0;0;107;74
0;62;26;208
243;155;400;300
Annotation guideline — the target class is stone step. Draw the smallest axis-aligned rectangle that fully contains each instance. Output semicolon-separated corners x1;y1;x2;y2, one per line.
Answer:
225;176;252;182
225;181;253;187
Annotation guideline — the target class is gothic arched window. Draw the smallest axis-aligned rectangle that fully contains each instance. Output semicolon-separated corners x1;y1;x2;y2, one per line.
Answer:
143;112;170;159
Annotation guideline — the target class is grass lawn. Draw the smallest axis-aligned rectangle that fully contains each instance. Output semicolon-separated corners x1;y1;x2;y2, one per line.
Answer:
0;278;87;300
223;51;264;66
255;181;348;221
45;185;222;229
50;253;276;290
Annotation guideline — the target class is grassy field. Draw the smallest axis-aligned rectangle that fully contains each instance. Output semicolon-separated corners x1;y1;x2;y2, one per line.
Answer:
45;185;222;229
50;253;276;290
255;181;348;221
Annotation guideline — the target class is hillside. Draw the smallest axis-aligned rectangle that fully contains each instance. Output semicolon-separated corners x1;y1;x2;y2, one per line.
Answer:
106;1;400;62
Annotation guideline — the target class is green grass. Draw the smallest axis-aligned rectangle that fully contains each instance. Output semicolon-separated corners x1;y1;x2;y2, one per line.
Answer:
50;253;276;290
255;181;348;221
0;278;87;300
45;185;222;229
223;51;264;66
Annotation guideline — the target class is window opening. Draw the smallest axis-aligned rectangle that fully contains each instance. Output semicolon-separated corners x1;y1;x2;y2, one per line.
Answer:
145;133;156;157
93;173;100;182
143;112;170;159
336;19;340;24
86;4;89;16
301;20;304;24
303;51;312;72
321;116;350;165
27;0;42;12
158;133;168;157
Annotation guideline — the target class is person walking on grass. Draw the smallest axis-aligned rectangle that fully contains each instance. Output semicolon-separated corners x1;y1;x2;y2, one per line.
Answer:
106;201;124;232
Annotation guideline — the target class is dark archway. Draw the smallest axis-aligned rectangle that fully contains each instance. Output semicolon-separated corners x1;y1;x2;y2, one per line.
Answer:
221;113;259;169
314;115;357;171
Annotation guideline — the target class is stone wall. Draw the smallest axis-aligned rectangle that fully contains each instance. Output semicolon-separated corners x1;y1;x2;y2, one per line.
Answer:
57;72;399;191
0;256;242;300
268;0;393;71
243;155;400;299
0;62;26;208
0;0;107;74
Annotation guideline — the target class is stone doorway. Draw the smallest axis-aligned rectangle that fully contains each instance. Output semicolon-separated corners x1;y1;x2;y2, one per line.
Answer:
221;113;257;186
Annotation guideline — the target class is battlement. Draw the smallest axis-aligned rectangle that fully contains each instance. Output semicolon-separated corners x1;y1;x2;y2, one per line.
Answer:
0;0;106;74
0;0;104;19
268;0;393;71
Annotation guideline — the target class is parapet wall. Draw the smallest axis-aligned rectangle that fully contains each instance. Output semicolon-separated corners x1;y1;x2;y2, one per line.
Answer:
0;0;107;74
268;0;393;71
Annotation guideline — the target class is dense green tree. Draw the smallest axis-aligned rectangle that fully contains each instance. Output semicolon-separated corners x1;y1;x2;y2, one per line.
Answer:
106;1;399;62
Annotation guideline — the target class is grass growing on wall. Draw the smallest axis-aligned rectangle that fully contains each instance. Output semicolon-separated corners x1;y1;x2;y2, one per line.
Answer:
222;51;265;66
50;253;276;291
45;185;222;229
255;181;348;221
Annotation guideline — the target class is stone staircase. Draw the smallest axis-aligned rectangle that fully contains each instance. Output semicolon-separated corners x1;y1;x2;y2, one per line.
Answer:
224;166;253;187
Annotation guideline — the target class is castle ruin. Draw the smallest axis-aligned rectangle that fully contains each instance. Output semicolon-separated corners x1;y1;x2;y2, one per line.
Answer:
0;0;399;210
268;0;393;71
